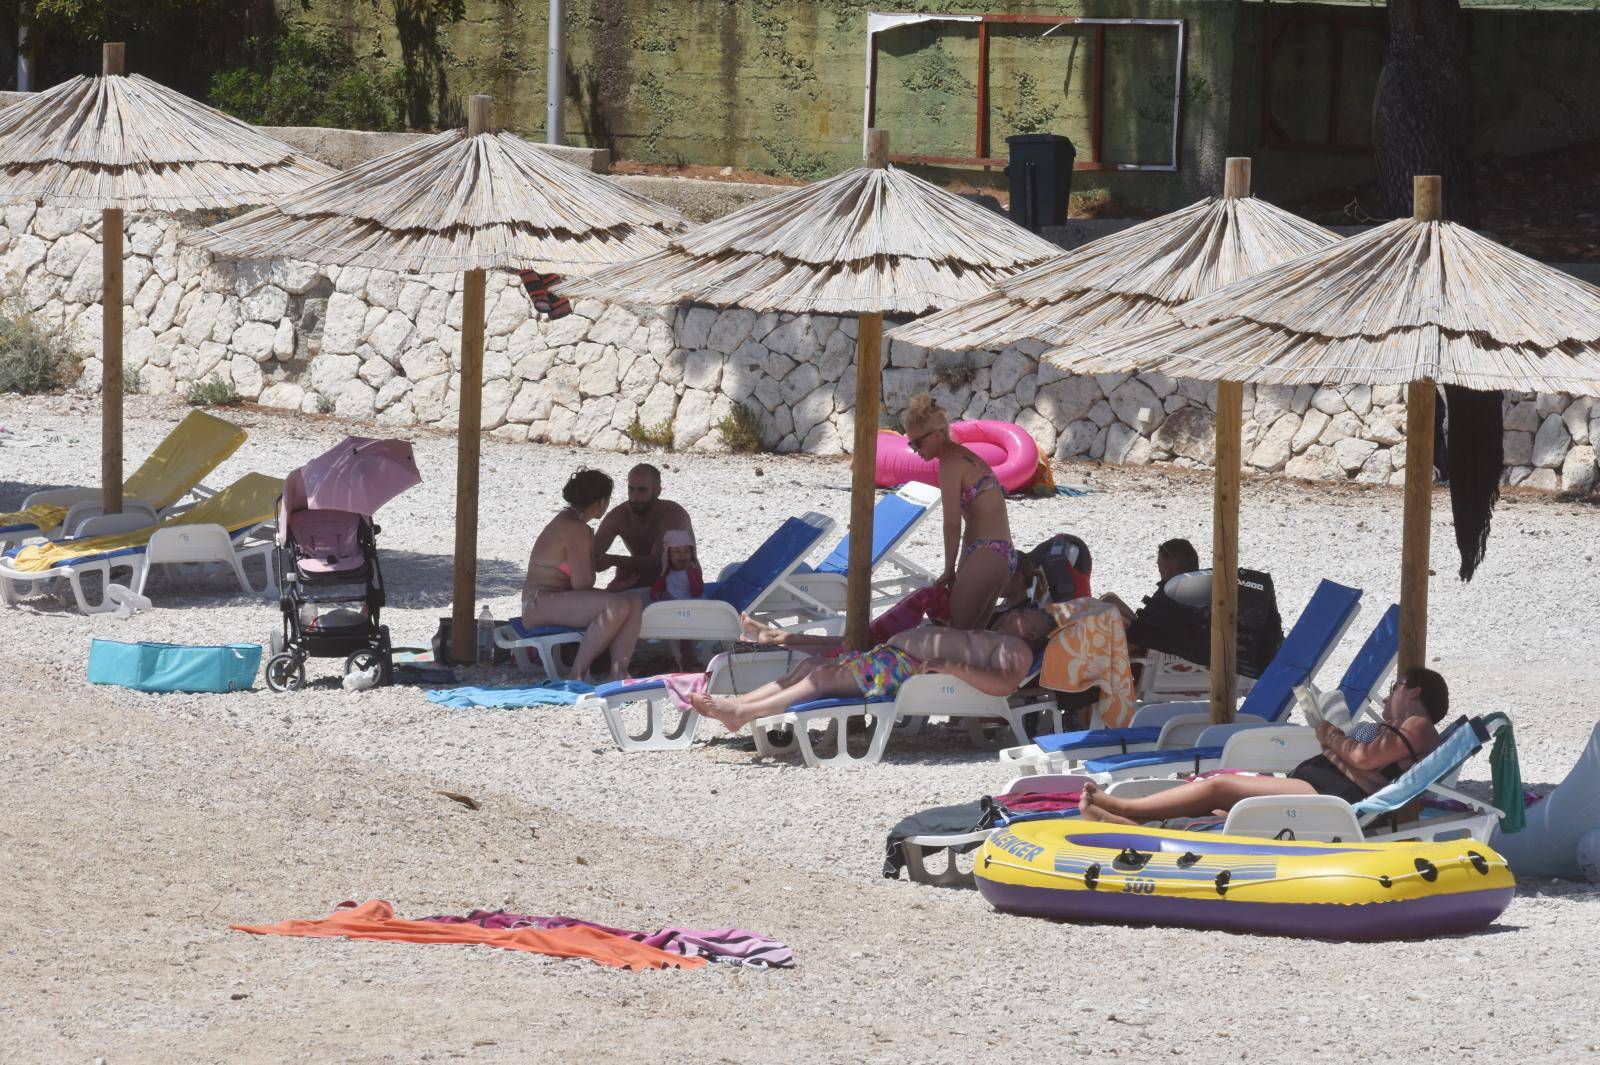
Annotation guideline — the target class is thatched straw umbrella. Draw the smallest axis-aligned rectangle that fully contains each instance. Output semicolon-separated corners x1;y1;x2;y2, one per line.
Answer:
1058;174;1600;687
192;95;689;662
888;159;1335;352
565;129;1062;648
0;44;335;514
889;158;1339;722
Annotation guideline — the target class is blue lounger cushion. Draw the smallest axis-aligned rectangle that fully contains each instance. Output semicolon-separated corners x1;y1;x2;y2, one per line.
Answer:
503;620;582;640
1036;726;1162;754
1083;745;1226;775
593;677;674;700
812;491;926;576
704;516;827;612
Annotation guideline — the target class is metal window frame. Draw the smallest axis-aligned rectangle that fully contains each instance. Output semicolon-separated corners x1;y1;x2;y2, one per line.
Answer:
1259;2;1386;155
862;12;1187;173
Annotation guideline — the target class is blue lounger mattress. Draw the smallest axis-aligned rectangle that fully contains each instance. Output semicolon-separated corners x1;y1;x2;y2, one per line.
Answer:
1082;745;1226;776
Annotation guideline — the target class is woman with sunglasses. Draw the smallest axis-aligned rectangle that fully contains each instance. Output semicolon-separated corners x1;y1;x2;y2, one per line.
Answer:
1078;667;1449;824
902;393;1016;630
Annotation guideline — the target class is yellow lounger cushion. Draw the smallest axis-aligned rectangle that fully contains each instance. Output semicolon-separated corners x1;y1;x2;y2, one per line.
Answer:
7;473;281;573
0;410;247;532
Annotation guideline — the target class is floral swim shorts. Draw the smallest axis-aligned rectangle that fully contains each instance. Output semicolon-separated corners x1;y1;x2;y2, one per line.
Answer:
838;645;925;700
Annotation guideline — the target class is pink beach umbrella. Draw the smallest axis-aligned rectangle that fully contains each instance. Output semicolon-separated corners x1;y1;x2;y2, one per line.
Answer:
297;437;422;518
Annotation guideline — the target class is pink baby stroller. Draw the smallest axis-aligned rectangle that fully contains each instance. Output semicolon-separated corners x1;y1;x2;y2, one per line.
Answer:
265;438;419;692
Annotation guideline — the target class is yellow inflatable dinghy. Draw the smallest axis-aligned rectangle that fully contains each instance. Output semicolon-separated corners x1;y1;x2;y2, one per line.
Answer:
975;819;1513;940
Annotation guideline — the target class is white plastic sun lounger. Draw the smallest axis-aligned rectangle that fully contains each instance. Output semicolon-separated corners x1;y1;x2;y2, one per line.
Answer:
0;473;280;614
572;650;804;752
745;650;1057;768
0;410;245;548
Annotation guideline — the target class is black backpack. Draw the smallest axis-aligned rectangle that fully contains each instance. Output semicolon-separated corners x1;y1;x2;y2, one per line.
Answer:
1021;533;1093;603
1126;568;1284;679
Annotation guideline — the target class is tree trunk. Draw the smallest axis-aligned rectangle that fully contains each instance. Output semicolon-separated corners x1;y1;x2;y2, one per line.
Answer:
1373;0;1478;226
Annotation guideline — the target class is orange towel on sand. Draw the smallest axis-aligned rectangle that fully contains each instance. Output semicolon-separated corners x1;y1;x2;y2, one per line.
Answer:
232;900;706;972
1041;598;1136;728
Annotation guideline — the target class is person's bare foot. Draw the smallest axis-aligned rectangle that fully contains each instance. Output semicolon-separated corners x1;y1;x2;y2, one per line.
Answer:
1079;781;1104;821
739;613;780;646
1081;783;1139;825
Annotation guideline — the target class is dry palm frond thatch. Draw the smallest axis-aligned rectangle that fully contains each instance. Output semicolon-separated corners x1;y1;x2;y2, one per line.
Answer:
0;74;334;210
190;128;689;274
888;195;1336;351
562;165;1062;315
1057;217;1600;397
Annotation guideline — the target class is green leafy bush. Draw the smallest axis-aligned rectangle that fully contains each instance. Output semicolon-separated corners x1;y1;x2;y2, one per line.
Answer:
626;415;675;450
185;375;242;408
0;304;75;395
716;401;766;454
209;22;408;131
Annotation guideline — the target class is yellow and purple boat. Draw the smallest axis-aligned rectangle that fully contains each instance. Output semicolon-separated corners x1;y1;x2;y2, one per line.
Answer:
975;820;1513;940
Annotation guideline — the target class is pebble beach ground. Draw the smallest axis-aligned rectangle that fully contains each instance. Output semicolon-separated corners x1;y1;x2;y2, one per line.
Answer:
2;393;1598;1064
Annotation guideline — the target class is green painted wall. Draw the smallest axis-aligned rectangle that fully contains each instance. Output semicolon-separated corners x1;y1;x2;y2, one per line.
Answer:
299;0;1600;212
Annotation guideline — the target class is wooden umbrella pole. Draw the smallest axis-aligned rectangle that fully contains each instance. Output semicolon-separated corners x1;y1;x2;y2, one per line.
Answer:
1399;175;1442;674
1400;379;1435;673
451;95;494;664
1208;158;1250;723
846;311;884;650
1210;380;1242;723
101;208;124;517
101;43;126;516
844;130;892;651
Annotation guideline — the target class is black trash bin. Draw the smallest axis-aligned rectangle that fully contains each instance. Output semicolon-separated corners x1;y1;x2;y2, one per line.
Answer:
1005;134;1076;231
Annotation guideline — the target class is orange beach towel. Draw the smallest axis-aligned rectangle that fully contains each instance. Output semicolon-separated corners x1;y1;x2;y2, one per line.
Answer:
232;899;706;972
1041;598;1136;728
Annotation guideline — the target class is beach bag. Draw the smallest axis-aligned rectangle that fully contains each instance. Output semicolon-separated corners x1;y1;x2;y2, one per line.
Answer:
87;639;262;693
1022;533;1092;603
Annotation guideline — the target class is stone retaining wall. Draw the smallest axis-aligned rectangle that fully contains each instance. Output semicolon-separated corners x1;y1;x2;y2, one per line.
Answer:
2;206;1595;495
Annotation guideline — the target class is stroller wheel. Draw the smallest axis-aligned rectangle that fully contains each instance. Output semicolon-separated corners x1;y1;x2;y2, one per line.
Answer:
344;650;385;680
265;652;305;693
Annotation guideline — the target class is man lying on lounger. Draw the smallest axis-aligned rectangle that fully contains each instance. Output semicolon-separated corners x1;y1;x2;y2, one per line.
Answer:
690;609;1056;731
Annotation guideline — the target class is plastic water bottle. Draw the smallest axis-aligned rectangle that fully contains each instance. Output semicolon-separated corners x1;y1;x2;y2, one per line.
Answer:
477;606;495;664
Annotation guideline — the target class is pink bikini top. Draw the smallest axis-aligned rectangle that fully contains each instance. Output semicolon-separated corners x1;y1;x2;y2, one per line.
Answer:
960;473;1001;512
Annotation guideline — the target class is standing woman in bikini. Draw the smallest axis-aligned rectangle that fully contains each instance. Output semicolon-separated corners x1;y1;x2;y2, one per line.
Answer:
902;393;1016;630
522;469;643;681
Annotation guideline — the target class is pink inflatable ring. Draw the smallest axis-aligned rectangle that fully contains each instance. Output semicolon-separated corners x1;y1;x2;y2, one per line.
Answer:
876;420;1040;493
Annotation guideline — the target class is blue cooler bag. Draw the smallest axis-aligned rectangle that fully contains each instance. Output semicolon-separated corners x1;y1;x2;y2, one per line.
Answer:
87;639;262;693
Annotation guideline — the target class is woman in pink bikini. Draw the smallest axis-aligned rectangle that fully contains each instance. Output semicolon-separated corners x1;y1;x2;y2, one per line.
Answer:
902;393;1016;630
522;468;642;681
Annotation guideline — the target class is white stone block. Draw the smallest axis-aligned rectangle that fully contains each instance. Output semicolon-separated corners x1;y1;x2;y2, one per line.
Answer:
1532;413;1571;469
1333;436;1379;473
232;320;279;363
1248;414;1301;471
1560;445;1596;495
1311;386;1345;415
1344;384;1373;417
258;382;305;411
673;388;715;449
1503;399;1539;432
707;309;757;354
320;292;368;355
336;378;377;418
679;306;717;350
369;312;414;364
683;349;723;391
